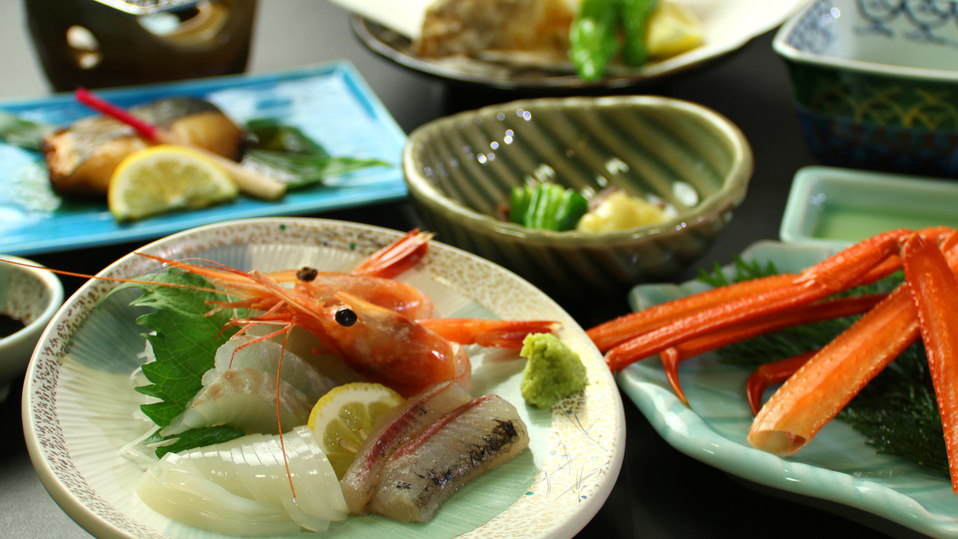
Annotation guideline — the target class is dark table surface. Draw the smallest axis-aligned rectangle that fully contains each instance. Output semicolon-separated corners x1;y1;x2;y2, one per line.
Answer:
0;1;907;537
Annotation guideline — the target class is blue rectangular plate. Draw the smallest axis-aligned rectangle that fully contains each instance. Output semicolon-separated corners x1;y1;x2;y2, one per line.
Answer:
0;61;408;255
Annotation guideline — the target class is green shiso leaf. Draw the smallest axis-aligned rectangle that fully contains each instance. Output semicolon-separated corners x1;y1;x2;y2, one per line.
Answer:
116;269;240;428
150;426;246;458
243;117;390;189
695;257;948;476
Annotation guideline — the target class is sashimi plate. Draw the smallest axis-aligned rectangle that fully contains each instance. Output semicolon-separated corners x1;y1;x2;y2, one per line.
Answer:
22;218;625;539
0;62;407;256
617;240;958;538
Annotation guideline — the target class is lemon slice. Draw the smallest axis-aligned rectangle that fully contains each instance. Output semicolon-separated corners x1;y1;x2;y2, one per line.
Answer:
646;1;704;60
307;382;404;479
108;145;238;221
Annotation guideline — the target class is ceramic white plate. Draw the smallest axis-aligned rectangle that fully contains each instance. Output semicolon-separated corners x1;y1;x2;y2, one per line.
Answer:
617;240;958;538
22;218;625;539
351;0;810;90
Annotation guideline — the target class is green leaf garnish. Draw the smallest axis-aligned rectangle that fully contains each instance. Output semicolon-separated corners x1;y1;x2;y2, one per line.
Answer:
149;425;246;458
243;117;390;189
117;269;239;428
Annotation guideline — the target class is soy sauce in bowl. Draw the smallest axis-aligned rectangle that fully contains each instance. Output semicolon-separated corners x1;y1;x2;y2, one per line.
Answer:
0;314;26;339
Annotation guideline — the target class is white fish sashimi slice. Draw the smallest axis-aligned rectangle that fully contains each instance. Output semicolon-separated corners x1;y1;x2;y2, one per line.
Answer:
161;367;311;436
215;336;338;402
369;394;530;523
143;427;346;533
136;458;302;536
340;380;472;514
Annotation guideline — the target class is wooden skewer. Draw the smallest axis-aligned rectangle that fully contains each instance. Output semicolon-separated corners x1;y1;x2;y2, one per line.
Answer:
74;87;287;201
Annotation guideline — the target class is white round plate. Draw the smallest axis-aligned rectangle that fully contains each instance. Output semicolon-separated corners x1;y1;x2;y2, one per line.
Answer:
352;0;811;90
22;218;625;539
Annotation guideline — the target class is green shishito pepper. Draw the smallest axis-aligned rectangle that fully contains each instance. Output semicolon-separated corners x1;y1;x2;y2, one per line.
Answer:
510;183;589;231
570;0;622;82
621;0;658;67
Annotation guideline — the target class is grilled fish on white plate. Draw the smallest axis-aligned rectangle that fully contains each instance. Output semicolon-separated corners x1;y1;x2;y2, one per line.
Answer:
329;0;577;61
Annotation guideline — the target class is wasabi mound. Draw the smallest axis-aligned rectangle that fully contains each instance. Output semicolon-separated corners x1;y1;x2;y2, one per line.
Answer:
519;333;587;408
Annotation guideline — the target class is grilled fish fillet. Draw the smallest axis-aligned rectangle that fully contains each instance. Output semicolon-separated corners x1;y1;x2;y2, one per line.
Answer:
415;0;574;58
43;97;245;197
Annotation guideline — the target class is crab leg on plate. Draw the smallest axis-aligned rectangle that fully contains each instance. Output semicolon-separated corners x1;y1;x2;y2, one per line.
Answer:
657;294;886;406
748;231;958;456
602;228;918;372
901;233;958;494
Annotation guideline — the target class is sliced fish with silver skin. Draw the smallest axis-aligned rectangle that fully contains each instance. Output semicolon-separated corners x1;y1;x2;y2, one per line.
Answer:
339;380;472;514
368;394;530;523
43;97;245;196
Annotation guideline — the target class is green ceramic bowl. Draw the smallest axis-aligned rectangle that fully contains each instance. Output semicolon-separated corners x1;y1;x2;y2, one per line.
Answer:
780;166;958;249
403;96;753;300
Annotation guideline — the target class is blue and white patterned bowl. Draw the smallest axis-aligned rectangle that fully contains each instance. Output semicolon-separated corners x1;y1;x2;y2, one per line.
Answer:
774;0;958;178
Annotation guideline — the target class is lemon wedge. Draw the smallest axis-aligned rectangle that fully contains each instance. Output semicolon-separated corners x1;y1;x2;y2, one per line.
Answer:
307;382;404;479
646;1;704;60
108;145;238;222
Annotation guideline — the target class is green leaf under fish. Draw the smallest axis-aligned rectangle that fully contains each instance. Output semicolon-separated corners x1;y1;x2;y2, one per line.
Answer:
115;269;239;427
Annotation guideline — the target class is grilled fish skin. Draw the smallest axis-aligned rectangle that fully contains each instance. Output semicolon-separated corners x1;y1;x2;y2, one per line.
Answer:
368;393;530;523
43;97;245;196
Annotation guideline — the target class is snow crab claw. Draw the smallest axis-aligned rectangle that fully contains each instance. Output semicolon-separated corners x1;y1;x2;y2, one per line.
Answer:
587;226;958;495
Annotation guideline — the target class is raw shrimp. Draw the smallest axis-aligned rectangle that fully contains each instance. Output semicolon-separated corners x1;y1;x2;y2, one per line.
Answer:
247;280;556;397
143;228;435;320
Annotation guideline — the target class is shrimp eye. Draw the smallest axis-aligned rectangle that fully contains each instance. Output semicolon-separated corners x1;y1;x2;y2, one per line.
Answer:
297;267;318;282
335;308;358;327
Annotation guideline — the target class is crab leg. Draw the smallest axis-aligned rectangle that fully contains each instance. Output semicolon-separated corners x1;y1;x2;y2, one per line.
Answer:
659;294;885;406
901;233;958;494
745;351;815;415
590;226;955;359
604;229;917;372
749;231;958;455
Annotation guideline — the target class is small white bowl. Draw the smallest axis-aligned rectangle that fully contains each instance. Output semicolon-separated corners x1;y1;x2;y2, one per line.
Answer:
780;166;958;249
0;255;63;401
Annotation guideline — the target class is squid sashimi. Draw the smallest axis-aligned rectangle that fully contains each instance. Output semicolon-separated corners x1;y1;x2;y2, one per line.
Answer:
213;335;338;402
162;367;311;436
138;426;346;535
369;394;530;523
340;380;472;514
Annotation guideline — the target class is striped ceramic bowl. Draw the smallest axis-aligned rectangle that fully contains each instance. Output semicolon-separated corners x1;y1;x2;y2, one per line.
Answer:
402;95;753;300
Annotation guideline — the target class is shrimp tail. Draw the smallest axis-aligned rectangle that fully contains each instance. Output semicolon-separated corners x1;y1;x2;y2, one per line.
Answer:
418;319;560;349
350;228;433;279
